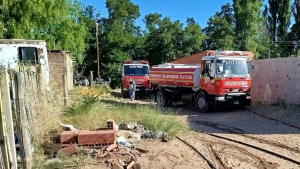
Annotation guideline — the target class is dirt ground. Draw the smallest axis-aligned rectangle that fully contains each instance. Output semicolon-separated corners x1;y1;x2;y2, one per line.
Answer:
83;93;300;169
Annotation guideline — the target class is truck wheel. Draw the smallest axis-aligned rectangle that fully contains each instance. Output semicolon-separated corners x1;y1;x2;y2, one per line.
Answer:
156;89;172;107
195;92;209;113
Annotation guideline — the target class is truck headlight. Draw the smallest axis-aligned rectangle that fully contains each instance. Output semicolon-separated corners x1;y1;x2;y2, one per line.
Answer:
216;97;225;101
246;96;251;99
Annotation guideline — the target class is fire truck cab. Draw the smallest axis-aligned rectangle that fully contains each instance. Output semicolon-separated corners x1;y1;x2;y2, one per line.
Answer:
121;60;150;98
149;50;251;113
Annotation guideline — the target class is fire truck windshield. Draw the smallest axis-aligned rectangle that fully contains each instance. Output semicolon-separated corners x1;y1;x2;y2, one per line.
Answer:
216;59;250;77
123;65;149;76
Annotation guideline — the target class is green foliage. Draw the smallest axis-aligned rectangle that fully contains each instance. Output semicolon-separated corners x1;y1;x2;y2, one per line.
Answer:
1;0;87;62
265;0;291;41
233;0;262;52
255;19;271;59
2;0;300;88
203;3;236;50
0;21;6;38
64;97;188;137
263;0;293;57
65;85;111;116
143;14;205;65
288;0;300;55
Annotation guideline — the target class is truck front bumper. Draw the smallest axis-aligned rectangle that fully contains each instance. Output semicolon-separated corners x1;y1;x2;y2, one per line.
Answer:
215;94;251;107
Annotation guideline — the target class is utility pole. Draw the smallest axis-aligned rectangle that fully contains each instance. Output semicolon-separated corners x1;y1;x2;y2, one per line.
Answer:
96;23;100;78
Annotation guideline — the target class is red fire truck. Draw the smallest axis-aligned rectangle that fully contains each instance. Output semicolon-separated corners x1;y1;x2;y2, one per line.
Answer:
149;50;251;113
121;60;150;98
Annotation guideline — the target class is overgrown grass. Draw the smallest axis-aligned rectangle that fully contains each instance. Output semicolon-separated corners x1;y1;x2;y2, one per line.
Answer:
33;85;187;168
63;88;188;137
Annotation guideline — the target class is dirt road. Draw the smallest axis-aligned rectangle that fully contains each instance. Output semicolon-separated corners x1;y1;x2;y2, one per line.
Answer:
98;92;300;169
174;105;300;169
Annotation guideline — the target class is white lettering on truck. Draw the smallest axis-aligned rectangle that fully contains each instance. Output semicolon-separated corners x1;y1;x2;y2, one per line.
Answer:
150;73;193;80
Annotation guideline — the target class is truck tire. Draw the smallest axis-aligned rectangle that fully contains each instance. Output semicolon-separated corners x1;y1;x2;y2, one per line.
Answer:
156;88;172;107
195;92;209;113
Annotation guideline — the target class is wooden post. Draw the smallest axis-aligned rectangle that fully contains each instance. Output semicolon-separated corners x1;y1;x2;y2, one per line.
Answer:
16;73;31;169
1;69;18;169
64;75;68;106
0;78;10;169
96;23;100;78
90;71;93;86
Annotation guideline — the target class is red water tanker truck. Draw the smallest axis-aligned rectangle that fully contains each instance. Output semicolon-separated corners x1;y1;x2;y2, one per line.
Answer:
121;60;150;98
149;50;251;113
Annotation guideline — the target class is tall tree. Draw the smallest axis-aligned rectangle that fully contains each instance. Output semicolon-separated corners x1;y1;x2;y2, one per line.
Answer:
288;0;300;54
265;0;291;41
1;0;88;62
143;13;204;65
203;3;236;50
97;0;141;88
255;18;272;59
233;0;262;52
182;18;205;55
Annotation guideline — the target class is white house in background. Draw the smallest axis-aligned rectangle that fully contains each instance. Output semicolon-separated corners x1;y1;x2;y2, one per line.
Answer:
0;39;50;90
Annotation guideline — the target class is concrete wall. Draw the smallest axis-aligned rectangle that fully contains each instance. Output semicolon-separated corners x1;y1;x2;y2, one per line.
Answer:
250;57;300;105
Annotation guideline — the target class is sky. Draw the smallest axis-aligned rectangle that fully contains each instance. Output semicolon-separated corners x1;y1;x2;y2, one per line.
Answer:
79;0;232;29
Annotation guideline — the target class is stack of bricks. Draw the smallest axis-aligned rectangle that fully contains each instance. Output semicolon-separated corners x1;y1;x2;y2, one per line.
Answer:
60;119;116;148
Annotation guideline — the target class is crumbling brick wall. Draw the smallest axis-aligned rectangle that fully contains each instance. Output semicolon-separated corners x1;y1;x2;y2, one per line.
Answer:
47;50;74;105
48;50;73;90
250;57;300;105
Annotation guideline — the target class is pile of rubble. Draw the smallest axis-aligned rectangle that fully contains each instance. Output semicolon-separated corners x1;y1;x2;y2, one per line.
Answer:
44;120;169;169
118;122;169;142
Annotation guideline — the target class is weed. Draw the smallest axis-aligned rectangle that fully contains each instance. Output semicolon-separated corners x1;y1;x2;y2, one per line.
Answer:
63;98;188;137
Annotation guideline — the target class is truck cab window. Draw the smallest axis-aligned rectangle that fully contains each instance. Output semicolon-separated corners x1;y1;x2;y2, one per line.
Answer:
209;61;215;78
19;47;38;64
202;60;211;76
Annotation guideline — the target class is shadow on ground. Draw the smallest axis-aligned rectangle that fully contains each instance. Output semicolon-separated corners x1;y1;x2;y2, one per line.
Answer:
182;104;300;135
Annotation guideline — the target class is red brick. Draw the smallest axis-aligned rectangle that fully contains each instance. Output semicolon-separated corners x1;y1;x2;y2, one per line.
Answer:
58;144;77;155
78;130;115;144
107;119;115;130
106;143;117;152
60;130;80;144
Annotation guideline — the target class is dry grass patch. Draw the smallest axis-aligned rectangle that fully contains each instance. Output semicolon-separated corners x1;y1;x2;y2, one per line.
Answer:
63;90;189;137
